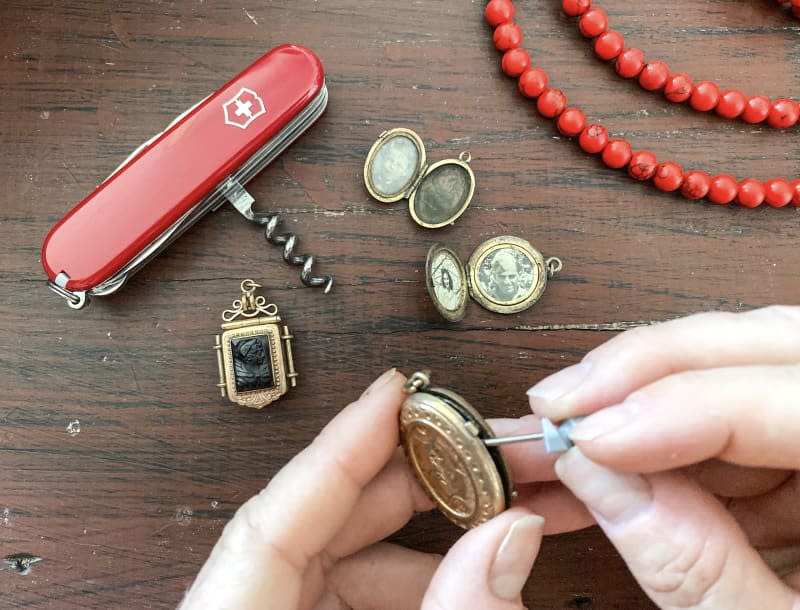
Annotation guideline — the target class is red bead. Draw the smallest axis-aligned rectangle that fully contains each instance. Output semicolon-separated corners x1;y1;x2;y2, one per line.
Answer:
501;48;531;77
627;150;657;181
518;67;548;98
562;0;592;16
716;90;746;119
557;107;587;137
594;30;624;61
578;124;609;154
764;178;793;207
791;180;800;207
486;0;515;26
664;73;694;103
537;88;567;118
742;95;770;124
737;179;765;208
707;174;738;205
601;138;632;169
494;22;523;51
689;81;720;112
653;162;683;192
681;170;711;200
578;8;608;38
638;61;669;91
767;99;800;129
615;48;645;79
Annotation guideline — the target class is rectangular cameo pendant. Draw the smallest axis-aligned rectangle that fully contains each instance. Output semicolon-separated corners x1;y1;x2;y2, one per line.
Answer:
214;280;297;408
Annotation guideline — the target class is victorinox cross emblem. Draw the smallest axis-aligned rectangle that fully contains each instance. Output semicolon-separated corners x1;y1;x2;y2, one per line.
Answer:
223;87;266;129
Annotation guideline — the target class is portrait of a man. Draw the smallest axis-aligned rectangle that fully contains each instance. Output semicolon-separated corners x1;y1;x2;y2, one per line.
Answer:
478;247;535;304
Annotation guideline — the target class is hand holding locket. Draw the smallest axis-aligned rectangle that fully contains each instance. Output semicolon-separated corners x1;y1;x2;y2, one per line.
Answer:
400;371;583;529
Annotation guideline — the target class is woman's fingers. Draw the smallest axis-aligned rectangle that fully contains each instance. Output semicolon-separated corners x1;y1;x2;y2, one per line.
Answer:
488;416;559;484
527;306;800;421
487;417;595;533
421;508;545;610
180;368;408;610
321;543;442;610
556;449;800;610
569;363;800;471
511;481;595;534
326;448;435;558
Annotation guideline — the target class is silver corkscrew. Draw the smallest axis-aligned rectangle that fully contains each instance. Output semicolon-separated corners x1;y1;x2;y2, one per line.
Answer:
252;211;334;294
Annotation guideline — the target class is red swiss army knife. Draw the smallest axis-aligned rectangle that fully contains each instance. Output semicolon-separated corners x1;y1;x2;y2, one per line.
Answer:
42;44;330;309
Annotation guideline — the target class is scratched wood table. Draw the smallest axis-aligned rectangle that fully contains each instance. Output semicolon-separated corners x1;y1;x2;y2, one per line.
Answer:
2;1;798;608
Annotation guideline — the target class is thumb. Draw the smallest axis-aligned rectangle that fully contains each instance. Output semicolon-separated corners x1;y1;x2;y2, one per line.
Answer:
556;448;800;610
421;509;544;610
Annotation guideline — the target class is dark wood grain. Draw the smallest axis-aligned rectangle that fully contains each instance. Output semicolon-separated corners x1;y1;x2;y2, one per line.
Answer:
2;0;798;607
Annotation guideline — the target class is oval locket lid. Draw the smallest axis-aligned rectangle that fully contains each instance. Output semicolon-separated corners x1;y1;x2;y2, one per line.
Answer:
426;243;469;322
400;371;513;529
364;128;475;228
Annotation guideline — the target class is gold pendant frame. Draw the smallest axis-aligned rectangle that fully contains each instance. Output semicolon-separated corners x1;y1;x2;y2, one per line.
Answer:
213;280;297;409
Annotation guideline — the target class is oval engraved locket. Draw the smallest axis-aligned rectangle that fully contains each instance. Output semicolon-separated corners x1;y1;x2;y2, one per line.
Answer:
399;371;584;529
400;371;514;529
363;127;476;228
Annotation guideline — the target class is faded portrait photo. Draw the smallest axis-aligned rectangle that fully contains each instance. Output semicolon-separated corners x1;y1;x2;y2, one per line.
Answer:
430;251;464;312
477;247;535;304
368;134;419;196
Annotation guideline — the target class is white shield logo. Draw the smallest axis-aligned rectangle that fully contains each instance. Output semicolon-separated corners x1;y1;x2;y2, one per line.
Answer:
223;87;266;129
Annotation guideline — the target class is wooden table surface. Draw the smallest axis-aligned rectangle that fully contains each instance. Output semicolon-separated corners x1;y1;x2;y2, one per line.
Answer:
2;1;798;607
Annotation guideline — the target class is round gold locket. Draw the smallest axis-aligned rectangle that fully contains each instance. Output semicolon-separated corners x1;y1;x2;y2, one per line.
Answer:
363;127;476;228
425;235;562;322
400;371;514;529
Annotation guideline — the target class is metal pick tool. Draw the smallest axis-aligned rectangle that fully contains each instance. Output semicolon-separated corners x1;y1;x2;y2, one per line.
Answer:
484;417;585;453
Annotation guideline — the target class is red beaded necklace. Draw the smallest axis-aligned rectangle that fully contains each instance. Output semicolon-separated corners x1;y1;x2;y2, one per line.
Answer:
485;0;800;208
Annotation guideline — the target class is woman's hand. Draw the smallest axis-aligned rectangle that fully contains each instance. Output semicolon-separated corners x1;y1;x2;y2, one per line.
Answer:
180;369;546;610
525;305;800;609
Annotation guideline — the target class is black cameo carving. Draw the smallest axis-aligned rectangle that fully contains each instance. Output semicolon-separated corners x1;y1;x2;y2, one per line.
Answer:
231;335;274;392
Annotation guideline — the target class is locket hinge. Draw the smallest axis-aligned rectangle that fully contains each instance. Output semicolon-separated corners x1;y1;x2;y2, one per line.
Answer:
403;163;429;200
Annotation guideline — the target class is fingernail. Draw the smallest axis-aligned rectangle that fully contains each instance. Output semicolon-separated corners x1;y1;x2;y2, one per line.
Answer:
555;449;651;524
568;402;637;442
489;514;545;601
526;362;591;413
486;415;538;437
361;367;397;398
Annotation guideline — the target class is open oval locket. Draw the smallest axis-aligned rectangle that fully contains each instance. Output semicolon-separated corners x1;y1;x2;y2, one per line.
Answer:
425;235;562;322
364;127;475;228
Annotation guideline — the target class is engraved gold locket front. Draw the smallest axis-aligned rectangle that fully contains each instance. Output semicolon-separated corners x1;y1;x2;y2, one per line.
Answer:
363;127;476;228
400;371;583;528
400;371;513;529
426;235;563;322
